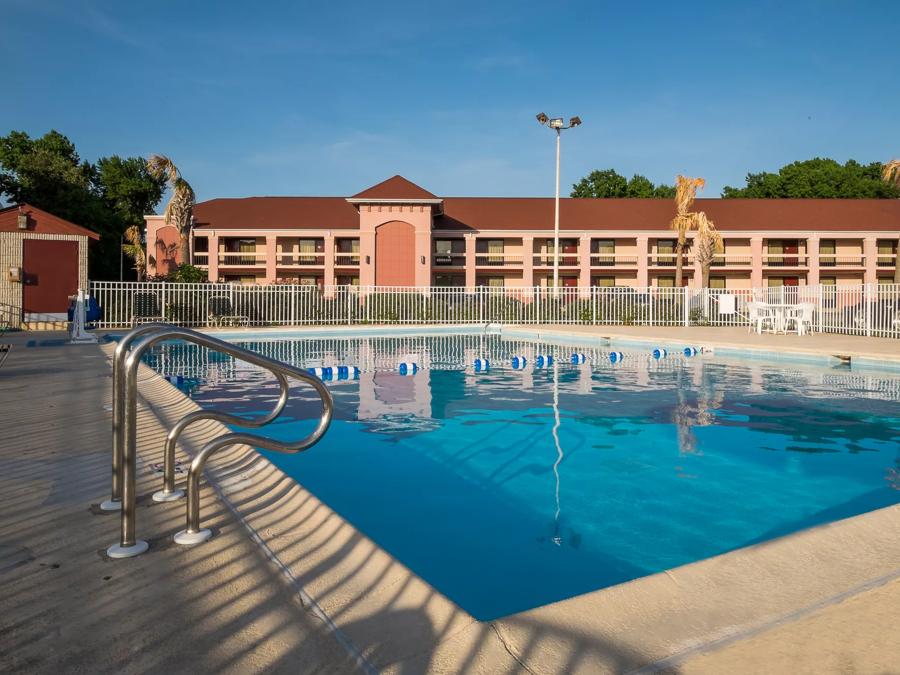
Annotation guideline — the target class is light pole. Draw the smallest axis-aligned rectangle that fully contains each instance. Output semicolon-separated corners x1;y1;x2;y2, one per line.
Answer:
536;113;582;292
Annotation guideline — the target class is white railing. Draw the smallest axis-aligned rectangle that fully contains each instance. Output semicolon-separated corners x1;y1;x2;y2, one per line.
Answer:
334;253;361;266
475;253;525;266
86;281;900;338
218;251;267;266
590;254;639;267
818;255;865;268
432;253;466;266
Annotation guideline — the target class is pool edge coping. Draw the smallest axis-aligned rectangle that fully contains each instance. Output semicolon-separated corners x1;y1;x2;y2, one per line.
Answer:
118;339;900;674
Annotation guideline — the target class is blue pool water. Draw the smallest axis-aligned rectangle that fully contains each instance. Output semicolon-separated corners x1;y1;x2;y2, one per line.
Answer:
143;334;900;620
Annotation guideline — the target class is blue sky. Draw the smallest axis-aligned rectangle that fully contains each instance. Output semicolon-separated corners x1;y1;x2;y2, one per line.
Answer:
2;0;898;205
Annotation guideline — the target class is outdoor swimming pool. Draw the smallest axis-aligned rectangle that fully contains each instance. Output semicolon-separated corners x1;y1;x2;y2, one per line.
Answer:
143;333;900;621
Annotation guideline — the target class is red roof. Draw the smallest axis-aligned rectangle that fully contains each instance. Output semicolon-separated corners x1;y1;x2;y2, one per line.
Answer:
437;197;900;232
193;197;360;230
185;176;900;234
0;203;100;239
350;175;439;200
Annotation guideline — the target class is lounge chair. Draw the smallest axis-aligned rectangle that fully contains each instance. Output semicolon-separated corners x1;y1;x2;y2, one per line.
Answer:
208;296;249;327
130;291;165;326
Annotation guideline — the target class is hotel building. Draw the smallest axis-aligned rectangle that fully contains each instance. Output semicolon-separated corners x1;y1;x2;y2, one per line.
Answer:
145;175;900;289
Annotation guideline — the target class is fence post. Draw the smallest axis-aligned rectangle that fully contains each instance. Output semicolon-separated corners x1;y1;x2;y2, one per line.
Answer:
479;286;484;325
865;283;872;337
683;286;690;327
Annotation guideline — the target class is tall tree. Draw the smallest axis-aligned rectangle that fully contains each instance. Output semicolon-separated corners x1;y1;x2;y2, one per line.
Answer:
571;169;674;198
0;130;165;279
146;155;195;264
692;212;724;289
722;158;900;198
669;175;706;287
883;159;900;283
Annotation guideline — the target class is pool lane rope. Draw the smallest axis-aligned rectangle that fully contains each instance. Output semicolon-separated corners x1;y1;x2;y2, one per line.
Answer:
398;362;418;376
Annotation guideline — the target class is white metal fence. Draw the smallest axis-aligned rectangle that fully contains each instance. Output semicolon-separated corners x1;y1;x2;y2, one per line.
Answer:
87;281;900;338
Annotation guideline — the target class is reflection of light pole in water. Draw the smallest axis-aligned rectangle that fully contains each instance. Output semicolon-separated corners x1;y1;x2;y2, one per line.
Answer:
551;357;563;546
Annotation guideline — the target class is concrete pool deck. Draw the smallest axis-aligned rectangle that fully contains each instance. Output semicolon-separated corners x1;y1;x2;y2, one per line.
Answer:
1;327;899;674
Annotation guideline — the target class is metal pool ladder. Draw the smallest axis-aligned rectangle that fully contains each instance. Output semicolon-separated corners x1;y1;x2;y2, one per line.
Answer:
102;324;334;559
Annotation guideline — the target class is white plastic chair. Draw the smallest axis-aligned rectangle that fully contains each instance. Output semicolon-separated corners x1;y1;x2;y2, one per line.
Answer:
747;301;776;334
785;303;815;336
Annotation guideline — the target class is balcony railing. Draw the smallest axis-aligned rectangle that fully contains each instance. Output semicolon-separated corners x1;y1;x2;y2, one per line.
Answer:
648;254;691;267
533;254;580;267
763;254;808;267
590;254;638;267
218;251;266;266
710;254;753;267
433;253;466;267
334;252;361;266
818;255;865;268
876;254;897;268
192;253;209;267
477;254;524;267
277;253;325;267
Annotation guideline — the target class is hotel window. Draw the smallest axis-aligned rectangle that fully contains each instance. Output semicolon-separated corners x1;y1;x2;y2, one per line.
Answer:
477;276;505;287
878;277;893;285
545;275;578;288
767;277;799;287
298;276;320;287
656;240;675;266
656;276;675;287
487;239;504;265
820;277;836;286
595;239;615;266
433;273;465;287
709;277;726;289
711;241;725;267
819;240;836;267
336;275;359;286
592;276;615;287
434;240;455;266
545;239;577;265
877;240;896;266
298;239;318;264
768;240;799;266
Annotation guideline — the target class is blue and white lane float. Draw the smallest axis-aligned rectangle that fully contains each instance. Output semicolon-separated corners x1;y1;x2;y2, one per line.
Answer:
535;354;554;368
308;366;334;380
398;362;418;376
511;355;527;370
609;351;624;363
652;347;668;359
570;352;587;364
683;346;699;357
473;358;490;372
336;365;360;379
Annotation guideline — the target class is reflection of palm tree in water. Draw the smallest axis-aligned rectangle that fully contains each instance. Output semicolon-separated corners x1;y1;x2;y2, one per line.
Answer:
673;365;725;455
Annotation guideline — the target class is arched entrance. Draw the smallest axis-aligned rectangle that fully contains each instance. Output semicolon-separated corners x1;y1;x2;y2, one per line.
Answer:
375;221;415;286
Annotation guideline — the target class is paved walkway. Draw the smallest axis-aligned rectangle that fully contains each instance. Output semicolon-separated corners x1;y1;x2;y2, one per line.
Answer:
1;328;898;674
0;332;355;674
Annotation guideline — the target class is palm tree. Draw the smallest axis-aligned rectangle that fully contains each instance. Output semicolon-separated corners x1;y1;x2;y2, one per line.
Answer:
121;224;146;280
883;159;900;283
146;154;195;265
692;212;724;289
669;175;706;287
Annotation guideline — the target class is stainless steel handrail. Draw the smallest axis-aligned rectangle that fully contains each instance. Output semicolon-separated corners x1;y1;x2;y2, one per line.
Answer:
104;322;171;511
152;375;290;503
107;325;333;559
